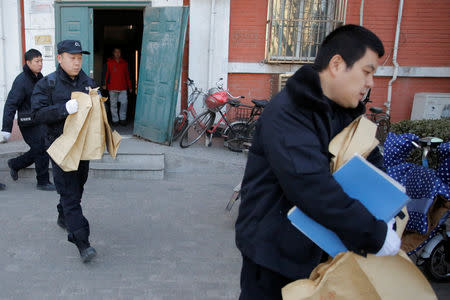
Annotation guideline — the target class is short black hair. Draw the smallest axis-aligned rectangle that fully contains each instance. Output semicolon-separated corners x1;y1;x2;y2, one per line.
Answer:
24;49;42;62
313;24;384;72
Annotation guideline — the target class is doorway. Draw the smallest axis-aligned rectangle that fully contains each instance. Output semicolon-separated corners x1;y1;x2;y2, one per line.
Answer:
93;9;144;135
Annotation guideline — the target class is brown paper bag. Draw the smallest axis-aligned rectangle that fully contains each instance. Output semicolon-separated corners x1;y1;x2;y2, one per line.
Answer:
47;91;92;171
100;97;121;158
47;89;122;171
329;115;379;173
281;115;436;300
282;251;437;300
80;88;106;160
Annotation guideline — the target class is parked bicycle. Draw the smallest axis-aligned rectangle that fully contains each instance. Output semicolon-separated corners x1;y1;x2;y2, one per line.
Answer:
179;88;246;150
362;89;391;143
223;99;268;152
172;78;207;141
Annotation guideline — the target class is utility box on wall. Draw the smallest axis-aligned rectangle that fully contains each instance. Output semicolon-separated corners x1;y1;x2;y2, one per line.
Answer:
410;93;450;120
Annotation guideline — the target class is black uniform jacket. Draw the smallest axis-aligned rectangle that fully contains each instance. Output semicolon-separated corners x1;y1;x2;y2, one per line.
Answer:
2;64;43;132
235;65;387;280
31;66;96;145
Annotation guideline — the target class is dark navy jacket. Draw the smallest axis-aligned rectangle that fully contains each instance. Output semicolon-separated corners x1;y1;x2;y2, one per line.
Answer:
235;65;386;280
31;66;96;145
2;65;43;132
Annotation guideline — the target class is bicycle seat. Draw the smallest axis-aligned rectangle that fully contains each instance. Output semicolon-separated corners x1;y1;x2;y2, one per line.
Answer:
228;99;241;107
369;106;383;114
418;137;443;148
251;99;269;108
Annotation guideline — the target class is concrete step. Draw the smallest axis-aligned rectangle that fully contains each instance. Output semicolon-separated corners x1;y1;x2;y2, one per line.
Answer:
90;153;164;179
1;153;165;180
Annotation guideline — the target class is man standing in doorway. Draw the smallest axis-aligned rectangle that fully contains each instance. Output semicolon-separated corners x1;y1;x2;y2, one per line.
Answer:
1;49;55;191
31;40;97;263
103;47;132;126
235;25;400;299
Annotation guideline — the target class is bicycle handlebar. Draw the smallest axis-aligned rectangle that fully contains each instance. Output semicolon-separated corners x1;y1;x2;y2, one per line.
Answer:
186;78;194;85
226;91;245;100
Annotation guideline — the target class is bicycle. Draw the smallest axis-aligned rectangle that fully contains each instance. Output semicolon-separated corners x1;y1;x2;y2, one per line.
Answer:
223;99;268;152
179;88;245;149
362;89;391;143
172;78;207;141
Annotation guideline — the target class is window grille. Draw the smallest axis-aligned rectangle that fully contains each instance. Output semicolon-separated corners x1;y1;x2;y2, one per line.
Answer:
266;0;347;63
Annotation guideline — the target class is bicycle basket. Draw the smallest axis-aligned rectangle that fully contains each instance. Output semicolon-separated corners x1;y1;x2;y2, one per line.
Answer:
205;89;228;112
233;106;252;122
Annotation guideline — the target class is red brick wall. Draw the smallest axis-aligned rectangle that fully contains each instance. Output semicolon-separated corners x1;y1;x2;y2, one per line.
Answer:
180;0;190;109
228;0;268;62
346;0;450;122
228;74;272;105
225;0;450;123
346;0;450;66
228;1;271;102
370;77;450;122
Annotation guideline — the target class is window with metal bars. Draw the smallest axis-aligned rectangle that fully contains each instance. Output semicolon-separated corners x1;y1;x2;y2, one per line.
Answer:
266;0;347;63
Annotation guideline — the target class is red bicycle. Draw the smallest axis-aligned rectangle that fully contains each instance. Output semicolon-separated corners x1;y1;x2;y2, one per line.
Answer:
179;88;248;150
172;78;207;141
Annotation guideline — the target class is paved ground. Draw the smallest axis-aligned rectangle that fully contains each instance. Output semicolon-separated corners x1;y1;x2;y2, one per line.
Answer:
0;170;243;299
0;137;449;299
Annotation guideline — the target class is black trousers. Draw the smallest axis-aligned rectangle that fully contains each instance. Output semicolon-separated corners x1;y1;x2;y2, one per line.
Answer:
52;160;90;236
9;125;49;184
239;256;292;300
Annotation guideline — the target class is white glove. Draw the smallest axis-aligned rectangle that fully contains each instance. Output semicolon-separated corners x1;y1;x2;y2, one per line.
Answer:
376;219;401;256
65;99;78;114
1;131;11;142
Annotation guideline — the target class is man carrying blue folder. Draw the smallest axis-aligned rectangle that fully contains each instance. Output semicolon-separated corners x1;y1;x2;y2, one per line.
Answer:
235;25;400;300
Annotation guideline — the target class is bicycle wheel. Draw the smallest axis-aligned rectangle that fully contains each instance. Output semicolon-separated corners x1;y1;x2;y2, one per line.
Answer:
172;113;188;141
180;110;216;148
425;241;450;282
225;123;251;152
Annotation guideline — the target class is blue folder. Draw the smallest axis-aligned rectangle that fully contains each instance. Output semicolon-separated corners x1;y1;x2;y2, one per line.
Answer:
287;153;409;257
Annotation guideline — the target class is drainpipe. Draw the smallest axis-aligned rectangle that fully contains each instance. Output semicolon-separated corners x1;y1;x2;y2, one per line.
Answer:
208;0;216;88
0;0;8;100
360;0;364;26
386;0;404;115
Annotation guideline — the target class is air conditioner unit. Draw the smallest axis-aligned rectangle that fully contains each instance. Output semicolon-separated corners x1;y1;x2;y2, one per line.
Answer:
410;93;450;120
278;73;293;92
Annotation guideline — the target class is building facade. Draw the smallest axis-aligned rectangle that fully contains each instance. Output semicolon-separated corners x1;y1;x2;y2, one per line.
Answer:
1;0;449;141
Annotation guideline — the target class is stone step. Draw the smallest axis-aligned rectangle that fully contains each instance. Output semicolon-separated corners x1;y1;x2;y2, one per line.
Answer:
1;153;165;180
90;153;164;179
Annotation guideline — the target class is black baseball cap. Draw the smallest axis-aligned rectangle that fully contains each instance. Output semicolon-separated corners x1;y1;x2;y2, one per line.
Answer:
57;40;90;55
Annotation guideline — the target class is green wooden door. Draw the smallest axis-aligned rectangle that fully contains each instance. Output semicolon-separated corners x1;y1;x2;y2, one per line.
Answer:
133;6;189;144
59;7;94;77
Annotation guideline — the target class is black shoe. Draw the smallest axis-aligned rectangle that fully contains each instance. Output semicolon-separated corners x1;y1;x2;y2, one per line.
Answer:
79;246;97;263
0;183;5;190
119;120;127;126
7;159;18;181
57;214;66;230
74;239;97;263
36;183;56;191
69;228;96;263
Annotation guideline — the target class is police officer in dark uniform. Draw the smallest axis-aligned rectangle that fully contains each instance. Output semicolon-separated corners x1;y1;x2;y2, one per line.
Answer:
31;40;97;262
1;49;55;191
